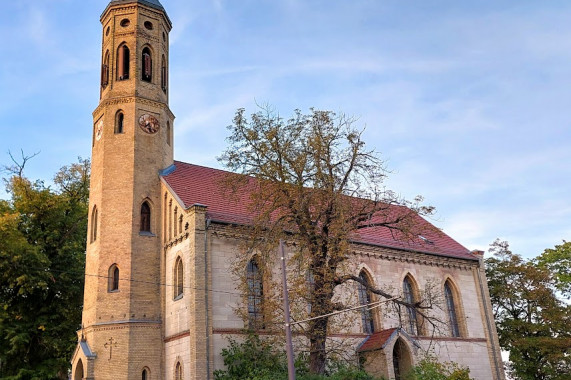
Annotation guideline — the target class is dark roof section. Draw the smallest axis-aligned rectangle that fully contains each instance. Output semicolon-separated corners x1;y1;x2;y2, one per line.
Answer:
102;0;171;26
108;0;165;11
357;328;398;353
162;161;477;261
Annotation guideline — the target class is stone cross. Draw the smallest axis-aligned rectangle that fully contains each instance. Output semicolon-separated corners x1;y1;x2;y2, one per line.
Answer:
104;337;118;361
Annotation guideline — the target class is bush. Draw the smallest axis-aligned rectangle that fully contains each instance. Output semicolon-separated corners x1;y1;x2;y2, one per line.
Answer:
404;355;472;380
214;333;381;380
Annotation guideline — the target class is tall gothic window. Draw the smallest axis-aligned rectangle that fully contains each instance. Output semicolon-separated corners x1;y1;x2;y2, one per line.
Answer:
403;276;420;335
115;111;124;134
90;206;98;243
247;258;263;329
174;257;184;299
142;368;149;380
101;50;110;88
357;271;375;334
161;55;167;92
108;264;119;292
117;44;130;80
142;47;152;82
444;280;461;337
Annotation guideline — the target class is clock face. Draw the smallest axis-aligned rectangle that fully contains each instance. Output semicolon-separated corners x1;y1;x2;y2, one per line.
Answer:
139;114;160;134
95;119;104;141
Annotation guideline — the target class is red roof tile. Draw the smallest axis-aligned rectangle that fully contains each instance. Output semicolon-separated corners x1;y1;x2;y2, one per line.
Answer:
357;328;398;353
162;161;477;261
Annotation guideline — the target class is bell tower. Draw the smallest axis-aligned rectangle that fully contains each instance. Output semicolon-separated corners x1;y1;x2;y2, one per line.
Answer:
72;0;173;379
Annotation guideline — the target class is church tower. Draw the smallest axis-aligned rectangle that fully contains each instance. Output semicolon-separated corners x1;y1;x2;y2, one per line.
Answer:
72;0;173;378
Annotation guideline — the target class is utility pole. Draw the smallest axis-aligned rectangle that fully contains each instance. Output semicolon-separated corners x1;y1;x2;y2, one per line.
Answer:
280;240;296;380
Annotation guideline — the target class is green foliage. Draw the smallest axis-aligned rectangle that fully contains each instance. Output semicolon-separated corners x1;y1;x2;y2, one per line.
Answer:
214;333;288;380
486;240;571;380
404;355;472;380
536;240;571;299
214;333;381;380
0;158;90;379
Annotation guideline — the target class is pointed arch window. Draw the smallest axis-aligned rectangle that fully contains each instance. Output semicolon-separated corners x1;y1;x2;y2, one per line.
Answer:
175;362;182;380
247;258;263;329
357;271;375;334
141;201;151;232
174;256;184;300
403;276;420;335
101;50;110;88
115;111;124;134
117;44;130;80
444;280;461;337
142;47;152;82
161;55;167;92
90;206;98;243
108;264;119;292
167;121;171;146
142;368;149;380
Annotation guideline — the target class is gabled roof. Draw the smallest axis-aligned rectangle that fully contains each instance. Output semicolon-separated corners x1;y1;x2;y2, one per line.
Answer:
357;328;398;353
357;327;420;353
161;161;477;261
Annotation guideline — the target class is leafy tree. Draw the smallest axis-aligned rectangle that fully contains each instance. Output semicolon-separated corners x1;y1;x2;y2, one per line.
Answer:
219;107;439;374
537;241;571;299
0;155;89;379
485;240;571;380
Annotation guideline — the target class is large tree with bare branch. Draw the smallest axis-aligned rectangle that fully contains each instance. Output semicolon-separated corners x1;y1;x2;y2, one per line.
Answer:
219;106;438;374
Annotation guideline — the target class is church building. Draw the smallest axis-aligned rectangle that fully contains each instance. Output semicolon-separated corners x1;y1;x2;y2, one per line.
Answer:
71;1;505;379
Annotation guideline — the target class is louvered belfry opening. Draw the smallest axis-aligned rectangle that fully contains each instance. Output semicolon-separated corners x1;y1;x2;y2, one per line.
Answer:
142;47;152;82
117;44;130;80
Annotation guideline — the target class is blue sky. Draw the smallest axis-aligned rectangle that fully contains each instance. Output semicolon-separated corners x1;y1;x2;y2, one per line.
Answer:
1;0;569;259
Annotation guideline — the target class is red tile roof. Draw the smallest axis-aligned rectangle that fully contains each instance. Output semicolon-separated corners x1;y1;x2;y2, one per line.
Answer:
357;328;398;353
161;161;477;261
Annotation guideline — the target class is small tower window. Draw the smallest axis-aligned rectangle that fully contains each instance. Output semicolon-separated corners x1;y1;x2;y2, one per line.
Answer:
115;111;124;134
178;215;183;234
141;201;151;232
144;21;153;30
142;368;149;380
108;264;119;292
105;26;110;36
117;44;130;80
142;47;152;82
101;51;110;88
174;256;184;299
175;362;182;380
90;206;98;243
166;121;171;146
161;55;167;93
120;18;130;27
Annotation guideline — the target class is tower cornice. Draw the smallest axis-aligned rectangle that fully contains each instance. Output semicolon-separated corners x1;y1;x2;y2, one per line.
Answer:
101;0;172;30
93;96;175;121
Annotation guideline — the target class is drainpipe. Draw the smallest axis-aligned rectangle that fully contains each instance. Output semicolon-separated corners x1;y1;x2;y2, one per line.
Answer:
205;218;211;380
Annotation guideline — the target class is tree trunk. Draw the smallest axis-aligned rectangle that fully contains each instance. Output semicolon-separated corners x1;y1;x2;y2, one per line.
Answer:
309;316;329;374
